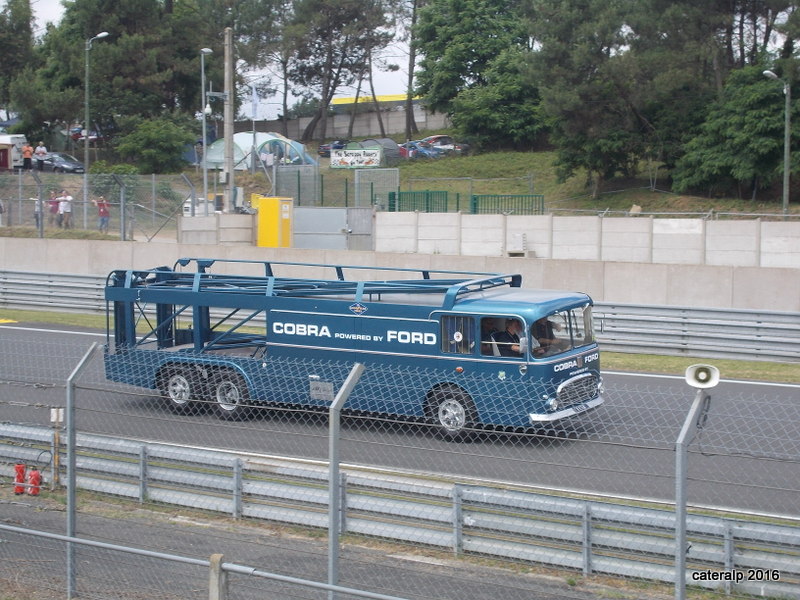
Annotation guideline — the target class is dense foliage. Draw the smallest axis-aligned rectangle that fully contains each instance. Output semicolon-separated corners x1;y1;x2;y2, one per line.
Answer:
0;0;797;197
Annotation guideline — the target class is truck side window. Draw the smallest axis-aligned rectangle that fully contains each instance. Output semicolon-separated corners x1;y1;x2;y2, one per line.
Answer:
441;315;475;355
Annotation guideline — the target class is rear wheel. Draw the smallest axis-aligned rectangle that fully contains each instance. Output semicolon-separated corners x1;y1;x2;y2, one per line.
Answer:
212;370;253;420
158;367;202;415
427;386;478;442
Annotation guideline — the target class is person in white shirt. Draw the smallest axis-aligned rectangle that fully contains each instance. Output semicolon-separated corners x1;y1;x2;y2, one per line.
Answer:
57;190;73;229
34;142;48;171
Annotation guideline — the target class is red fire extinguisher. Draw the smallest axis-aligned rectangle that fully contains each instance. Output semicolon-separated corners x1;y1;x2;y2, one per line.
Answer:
27;466;41;496
14;463;26;495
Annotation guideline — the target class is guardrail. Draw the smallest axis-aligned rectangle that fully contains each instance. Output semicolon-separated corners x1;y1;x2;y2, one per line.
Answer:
1;270;798;363
1;423;798;598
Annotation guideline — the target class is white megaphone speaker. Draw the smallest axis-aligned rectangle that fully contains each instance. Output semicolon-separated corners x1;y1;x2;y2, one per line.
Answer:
684;364;720;389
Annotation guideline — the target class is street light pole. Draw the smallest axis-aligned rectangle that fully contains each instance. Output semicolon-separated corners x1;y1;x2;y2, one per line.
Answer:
200;48;213;217
764;70;791;217
84;31;109;228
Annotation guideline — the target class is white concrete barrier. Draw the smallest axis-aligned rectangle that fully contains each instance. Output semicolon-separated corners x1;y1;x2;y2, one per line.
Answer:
1;238;798;311
374;213;800;270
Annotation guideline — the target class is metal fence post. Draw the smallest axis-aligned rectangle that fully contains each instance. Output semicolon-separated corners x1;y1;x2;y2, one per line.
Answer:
453;484;463;556
724;521;734;595
66;342;99;599
675;363;717;600
113;174;127;241
582;503;592;576
139;445;148;503
233;458;242;519
329;363;365;600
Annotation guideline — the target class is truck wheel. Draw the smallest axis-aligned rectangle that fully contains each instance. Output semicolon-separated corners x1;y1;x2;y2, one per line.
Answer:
158;367;201;415
212;370;252;420
427;387;477;442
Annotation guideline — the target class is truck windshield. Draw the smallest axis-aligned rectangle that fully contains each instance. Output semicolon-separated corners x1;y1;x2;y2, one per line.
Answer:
531;304;594;357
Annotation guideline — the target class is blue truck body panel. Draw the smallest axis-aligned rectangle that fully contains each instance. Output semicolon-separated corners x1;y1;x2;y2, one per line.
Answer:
103;258;603;432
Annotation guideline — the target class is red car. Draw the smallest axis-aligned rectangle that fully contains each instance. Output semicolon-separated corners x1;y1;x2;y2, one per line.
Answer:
69;127;104;143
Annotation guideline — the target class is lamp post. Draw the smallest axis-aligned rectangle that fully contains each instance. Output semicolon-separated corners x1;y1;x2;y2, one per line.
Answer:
84;31;109;227
200;47;213;217
763;70;791;217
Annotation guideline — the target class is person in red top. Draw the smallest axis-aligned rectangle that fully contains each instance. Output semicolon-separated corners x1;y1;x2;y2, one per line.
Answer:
93;195;110;234
21;142;33;170
47;190;59;226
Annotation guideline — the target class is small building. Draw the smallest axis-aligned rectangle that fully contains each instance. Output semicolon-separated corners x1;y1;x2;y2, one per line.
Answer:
0;134;28;170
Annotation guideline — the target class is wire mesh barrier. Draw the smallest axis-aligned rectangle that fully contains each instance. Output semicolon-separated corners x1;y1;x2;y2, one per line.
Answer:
0;171;194;241
386;191;545;214
0;332;798;599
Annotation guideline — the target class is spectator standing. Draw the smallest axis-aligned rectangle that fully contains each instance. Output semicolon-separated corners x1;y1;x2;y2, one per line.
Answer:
93;195;110;234
47;191;59;226
57;190;73;229
21;142;34;170
34;141;48;171
33;197;41;228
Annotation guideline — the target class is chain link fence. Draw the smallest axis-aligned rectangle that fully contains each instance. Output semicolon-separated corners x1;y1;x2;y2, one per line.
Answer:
0;170;194;241
0;327;798;599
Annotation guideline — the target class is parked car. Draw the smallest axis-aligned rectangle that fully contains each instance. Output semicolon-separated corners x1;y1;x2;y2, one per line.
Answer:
399;140;443;159
318;139;350;157
420;135;470;155
69;127;104;143
41;152;85;173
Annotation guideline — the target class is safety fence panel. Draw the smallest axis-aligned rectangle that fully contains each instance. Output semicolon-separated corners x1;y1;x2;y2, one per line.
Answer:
275;164;320;207
1;333;799;600
469;194;545;215
387;190;450;212
355;168;400;209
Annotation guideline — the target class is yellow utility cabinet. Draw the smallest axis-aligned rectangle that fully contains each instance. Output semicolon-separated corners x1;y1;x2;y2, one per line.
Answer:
251;195;293;247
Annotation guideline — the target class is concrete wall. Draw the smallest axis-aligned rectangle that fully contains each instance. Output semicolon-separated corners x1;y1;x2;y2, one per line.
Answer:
375;213;800;269
178;214;254;245
240;106;450;142
1;237;798;312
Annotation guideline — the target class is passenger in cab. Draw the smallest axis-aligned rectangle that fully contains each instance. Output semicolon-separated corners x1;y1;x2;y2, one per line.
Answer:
480;317;500;355
493;319;524;357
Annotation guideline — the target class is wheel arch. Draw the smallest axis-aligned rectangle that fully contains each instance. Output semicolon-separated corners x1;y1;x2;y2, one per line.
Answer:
153;358;250;390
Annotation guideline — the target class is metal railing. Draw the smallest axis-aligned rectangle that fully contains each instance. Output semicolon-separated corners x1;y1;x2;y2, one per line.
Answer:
2;423;798;599
0;523;410;600
1;269;797;362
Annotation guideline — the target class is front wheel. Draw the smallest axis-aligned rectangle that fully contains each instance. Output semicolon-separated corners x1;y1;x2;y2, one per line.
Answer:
212;370;253;420
427;387;478;442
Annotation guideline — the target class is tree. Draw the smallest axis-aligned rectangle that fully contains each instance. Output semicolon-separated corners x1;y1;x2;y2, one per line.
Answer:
0;0;34;118
672;66;799;199
256;0;302;136
115;114;195;173
398;0;425;140
449;46;544;150
291;0;392;141
414;0;528;114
